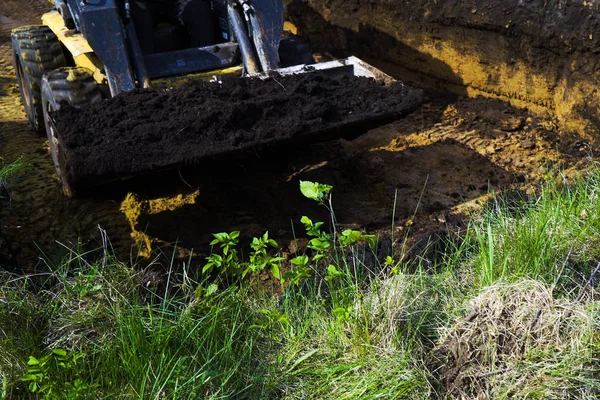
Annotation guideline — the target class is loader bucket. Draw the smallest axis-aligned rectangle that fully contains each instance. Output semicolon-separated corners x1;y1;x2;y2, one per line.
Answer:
49;58;422;195
256;56;396;84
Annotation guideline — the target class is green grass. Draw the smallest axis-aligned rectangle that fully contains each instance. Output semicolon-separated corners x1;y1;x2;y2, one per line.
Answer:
471;169;600;288
1;168;600;399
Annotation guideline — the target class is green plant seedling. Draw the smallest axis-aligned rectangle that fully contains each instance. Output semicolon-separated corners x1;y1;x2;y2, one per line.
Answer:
243;232;285;282
203;231;240;275
299;181;332;204
285;255;312;285
324;264;343;282
21;349;90;399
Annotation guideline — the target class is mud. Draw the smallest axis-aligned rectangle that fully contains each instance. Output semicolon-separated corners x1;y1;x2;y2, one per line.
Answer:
53;74;422;189
0;0;592;271
286;0;600;140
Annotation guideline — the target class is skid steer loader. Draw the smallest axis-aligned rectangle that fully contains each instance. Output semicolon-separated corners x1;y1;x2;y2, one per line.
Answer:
11;0;415;196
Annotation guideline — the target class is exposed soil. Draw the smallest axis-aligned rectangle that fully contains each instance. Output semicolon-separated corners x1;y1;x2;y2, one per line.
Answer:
286;0;600;140
53;74;422;189
0;0;592;272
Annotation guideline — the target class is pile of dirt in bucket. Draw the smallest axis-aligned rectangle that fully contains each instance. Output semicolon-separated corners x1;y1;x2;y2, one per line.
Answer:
52;73;423;189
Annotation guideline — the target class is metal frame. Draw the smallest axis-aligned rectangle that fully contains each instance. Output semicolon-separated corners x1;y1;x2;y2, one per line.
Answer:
44;0;393;98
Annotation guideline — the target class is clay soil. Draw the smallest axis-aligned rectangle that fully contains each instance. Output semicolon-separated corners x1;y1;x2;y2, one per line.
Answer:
54;73;422;189
0;0;592;271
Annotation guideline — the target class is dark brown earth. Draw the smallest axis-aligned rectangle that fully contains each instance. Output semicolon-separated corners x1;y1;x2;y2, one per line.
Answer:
54;74;422;189
0;0;592;272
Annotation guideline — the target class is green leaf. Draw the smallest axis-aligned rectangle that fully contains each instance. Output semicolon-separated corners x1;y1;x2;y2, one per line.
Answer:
291;255;309;266
300;181;320;201
230;231;240;240
271;264;281;280
309;238;323;247
340;230;362;245
317;183;333;195
27;356;40;366
52;349;67;357
213;232;227;242
364;234;378;250
20;374;39;382
300;216;312;226
313;253;326;262
327;264;342;277
333;307;348;316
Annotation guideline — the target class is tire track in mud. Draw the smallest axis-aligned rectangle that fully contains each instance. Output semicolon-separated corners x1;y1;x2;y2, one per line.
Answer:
0;2;133;268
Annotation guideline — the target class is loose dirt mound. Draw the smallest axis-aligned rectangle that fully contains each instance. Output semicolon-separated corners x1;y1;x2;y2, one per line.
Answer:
53;74;422;189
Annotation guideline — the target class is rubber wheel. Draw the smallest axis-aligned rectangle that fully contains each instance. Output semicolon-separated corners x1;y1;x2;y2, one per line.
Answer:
279;35;316;67
11;25;67;133
41;68;103;197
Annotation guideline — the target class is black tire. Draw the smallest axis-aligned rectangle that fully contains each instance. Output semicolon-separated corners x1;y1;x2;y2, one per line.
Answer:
11;25;67;133
41;67;103;197
279;35;316;67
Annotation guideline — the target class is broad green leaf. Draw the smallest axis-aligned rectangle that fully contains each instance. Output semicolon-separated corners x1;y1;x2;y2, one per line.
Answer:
365;235;377;249
213;232;227;241
271;264;281;280
20;374;38;382
327;264;342;277
299;181;319;201
291;255;309;266
300;216;312;226
27;356;40;366
52;349;67;357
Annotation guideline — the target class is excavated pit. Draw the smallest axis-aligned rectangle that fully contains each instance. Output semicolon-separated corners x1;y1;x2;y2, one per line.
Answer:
286;0;600;141
53;73;422;189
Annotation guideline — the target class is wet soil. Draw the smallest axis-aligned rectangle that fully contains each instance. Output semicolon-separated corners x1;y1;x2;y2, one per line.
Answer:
53;74;422;189
0;0;591;271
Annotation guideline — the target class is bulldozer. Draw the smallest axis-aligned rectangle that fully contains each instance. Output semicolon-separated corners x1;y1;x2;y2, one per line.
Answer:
11;0;414;196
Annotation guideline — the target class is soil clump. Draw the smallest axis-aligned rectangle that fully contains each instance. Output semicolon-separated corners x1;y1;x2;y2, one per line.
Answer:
53;73;422;189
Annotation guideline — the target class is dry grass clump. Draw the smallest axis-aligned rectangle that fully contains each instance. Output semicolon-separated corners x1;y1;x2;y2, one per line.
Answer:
362;271;460;352
434;280;600;399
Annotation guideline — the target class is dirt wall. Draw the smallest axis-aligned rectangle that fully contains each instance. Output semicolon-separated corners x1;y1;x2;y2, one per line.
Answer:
286;0;600;140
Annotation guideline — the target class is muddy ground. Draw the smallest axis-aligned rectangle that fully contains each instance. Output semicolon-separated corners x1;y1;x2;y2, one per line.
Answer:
0;0;591;270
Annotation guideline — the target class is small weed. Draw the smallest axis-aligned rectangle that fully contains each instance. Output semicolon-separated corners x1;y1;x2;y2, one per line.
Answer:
21;349;91;399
